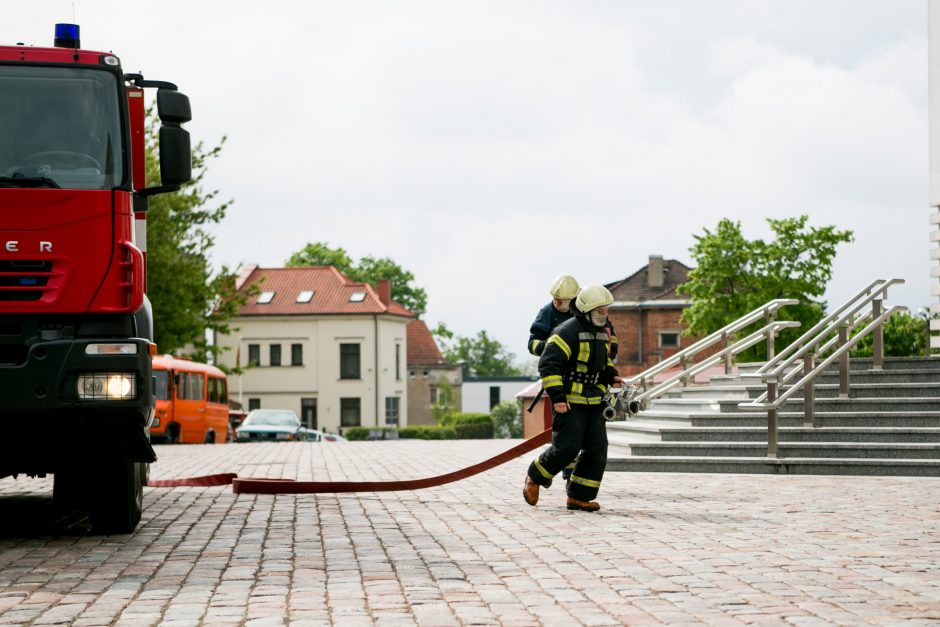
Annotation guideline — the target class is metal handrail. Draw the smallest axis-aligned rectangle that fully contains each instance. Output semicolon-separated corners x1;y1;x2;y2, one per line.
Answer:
748;310;874;405
742;308;906;410
738;279;907;457
635;320;800;406
752;279;886;376
746;279;904;382
623;298;799;389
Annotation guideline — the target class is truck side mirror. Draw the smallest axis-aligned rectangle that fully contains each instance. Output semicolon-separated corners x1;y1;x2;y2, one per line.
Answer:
159;125;191;186
138;87;192;196
157;89;191;124
157;89;192;187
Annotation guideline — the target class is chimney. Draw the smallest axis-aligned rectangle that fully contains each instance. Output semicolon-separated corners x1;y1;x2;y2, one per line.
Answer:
377;279;392;305
648;255;664;288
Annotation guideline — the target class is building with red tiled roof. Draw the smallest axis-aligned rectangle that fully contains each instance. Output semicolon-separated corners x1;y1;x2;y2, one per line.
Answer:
215;266;415;433
405;320;462;426
605;255;717;375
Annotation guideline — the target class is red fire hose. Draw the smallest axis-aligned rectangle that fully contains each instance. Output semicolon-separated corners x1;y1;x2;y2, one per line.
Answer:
147;428;552;494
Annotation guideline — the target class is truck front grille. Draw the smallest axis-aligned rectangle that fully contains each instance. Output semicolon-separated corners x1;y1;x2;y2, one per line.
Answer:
0;261;55;301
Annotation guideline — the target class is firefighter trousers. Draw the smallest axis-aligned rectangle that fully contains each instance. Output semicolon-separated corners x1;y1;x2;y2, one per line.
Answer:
526;402;608;502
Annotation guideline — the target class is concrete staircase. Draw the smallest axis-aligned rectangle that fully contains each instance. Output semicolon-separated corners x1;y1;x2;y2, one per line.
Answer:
606;357;940;476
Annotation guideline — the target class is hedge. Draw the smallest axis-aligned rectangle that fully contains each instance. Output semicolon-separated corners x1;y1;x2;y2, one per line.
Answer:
343;426;459;440
397;426;458;440
438;412;490;427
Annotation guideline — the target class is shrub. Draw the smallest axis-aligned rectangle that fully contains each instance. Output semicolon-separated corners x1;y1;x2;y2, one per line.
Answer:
439;412;490;426
397;426;458;440
344;427;370;441
490;401;523;438
454;421;494;439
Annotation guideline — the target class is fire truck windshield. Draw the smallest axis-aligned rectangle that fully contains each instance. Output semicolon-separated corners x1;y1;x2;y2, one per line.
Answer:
0;66;124;191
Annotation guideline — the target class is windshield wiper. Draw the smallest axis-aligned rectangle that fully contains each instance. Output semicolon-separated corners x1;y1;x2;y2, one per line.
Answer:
0;175;61;189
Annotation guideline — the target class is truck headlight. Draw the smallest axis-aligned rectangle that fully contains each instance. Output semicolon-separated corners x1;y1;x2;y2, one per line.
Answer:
77;373;136;400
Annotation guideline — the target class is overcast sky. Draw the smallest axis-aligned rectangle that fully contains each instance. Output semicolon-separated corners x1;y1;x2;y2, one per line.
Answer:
4;1;932;364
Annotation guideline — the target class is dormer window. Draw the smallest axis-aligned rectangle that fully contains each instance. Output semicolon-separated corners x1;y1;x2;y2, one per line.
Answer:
257;291;275;304
296;290;314;303
349;292;366;302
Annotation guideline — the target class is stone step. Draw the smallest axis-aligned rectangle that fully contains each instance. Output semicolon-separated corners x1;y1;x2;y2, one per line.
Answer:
606;422;940;443
690;411;940;428
649;397;940;415
633;409;940;428
675;382;940;400
604;455;940;476
723;397;940;414
660;426;940;443
621;441;940;459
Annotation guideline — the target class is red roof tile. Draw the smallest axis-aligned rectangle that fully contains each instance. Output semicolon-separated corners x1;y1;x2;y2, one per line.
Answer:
236;266;415;318
605;259;693;303
406;320;446;366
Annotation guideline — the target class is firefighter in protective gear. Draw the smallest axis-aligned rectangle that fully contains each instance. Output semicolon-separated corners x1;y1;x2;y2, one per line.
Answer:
523;284;623;511
527;277;620;482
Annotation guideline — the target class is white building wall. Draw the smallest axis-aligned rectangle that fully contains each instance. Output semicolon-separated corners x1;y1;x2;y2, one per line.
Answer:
461;380;535;414
217;314;409;433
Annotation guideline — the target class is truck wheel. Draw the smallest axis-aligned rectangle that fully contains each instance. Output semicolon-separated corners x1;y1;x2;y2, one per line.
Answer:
204;430;215;444
89;461;143;534
167;423;180;444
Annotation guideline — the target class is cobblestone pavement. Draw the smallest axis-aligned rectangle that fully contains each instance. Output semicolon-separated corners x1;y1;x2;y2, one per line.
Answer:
0;441;939;626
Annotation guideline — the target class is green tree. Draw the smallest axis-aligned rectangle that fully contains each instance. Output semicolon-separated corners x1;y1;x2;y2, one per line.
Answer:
850;310;931;358
490;400;523;438
285;242;355;275
678;215;854;360
286;242;428;316
435;328;522;376
431;376;459;423
145;111;248;364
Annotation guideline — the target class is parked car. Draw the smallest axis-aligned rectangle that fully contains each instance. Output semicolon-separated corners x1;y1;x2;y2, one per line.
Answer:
235;409;307;442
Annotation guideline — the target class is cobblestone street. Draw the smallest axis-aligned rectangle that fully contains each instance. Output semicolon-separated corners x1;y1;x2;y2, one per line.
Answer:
0;440;938;625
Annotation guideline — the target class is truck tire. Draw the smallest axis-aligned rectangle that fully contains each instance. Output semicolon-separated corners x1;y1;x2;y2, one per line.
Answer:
89;461;143;534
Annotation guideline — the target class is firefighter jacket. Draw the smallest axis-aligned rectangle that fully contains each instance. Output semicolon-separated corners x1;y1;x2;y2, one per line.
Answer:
529;302;619;359
528;302;572;356
538;313;619;406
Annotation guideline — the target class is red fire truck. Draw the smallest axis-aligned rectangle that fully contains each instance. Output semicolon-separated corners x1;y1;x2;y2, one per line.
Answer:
0;24;191;533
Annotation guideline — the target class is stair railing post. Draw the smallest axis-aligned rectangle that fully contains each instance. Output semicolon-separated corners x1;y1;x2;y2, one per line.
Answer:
803;352;815;428
765;309;777;361
766;377;779;458
872;298;884;370
679;355;689;387
838;323;850;398
722;331;732;375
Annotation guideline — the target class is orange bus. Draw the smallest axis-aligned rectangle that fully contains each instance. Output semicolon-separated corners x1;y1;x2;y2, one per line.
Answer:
150;355;230;444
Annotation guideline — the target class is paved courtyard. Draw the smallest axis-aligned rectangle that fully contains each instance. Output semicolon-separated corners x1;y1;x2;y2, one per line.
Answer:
0;440;938;626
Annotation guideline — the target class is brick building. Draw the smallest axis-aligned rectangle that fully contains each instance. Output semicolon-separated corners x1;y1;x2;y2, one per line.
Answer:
606;255;715;376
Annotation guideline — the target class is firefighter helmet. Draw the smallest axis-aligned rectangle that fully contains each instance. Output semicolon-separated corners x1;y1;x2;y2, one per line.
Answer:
576;284;614;312
549;275;579;300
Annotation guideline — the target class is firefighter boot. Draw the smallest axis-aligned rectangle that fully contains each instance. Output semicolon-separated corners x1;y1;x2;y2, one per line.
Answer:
523;477;540;506
566;497;600;512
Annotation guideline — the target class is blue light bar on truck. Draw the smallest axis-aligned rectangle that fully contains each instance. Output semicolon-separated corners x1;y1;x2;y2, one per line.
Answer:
54;23;80;49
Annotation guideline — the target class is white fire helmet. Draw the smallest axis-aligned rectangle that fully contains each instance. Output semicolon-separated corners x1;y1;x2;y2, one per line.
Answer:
549;275;579;300
576;284;614;313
